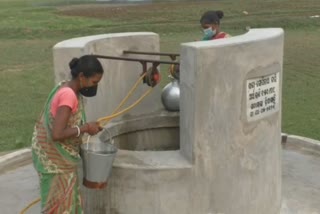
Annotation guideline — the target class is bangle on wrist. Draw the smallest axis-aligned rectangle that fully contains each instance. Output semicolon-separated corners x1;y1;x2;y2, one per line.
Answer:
74;125;80;137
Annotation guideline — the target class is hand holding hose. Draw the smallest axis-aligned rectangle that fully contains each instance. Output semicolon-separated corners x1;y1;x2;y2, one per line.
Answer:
82;122;103;135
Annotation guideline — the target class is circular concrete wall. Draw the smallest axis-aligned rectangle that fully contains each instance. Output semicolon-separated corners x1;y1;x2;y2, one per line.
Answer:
82;112;192;214
112;127;179;151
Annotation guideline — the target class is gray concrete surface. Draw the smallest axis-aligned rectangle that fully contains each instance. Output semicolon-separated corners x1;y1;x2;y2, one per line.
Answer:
0;137;319;214
0;164;40;214
281;136;320;214
0;148;31;174
178;28;284;214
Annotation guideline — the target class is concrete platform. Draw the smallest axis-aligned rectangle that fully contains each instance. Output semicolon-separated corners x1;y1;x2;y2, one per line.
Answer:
0;164;40;214
0;136;319;214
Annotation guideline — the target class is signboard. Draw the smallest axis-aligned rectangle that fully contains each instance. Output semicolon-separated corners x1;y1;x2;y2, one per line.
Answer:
247;72;280;122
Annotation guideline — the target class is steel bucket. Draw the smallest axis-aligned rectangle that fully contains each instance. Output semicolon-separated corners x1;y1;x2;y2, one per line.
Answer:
80;129;117;189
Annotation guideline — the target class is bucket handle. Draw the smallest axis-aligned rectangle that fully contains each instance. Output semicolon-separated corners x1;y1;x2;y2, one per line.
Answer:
84;128;114;146
101;128;114;145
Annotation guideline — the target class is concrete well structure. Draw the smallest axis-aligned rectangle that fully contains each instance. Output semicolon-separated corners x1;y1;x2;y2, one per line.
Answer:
53;28;284;214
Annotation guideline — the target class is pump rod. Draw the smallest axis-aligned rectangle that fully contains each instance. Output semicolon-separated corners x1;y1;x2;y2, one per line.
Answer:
123;50;180;57
93;54;179;65
123;50;179;58
123;50;179;61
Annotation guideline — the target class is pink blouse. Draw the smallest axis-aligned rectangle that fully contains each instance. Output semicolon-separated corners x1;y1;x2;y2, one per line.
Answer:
50;87;78;117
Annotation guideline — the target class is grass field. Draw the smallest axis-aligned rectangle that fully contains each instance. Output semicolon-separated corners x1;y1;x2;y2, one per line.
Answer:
0;0;320;151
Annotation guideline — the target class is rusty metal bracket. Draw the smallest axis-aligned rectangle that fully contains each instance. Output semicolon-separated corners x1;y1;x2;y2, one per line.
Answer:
92;54;175;87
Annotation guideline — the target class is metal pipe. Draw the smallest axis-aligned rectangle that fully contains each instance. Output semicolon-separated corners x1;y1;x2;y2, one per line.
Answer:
93;54;179;65
123;50;180;57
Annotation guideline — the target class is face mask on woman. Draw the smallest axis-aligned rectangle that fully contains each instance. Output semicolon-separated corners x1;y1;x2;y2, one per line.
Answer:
202;27;217;40
80;78;98;97
80;85;98;97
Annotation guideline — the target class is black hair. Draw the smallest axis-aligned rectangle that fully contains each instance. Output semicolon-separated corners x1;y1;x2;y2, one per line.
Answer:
70;55;104;79
200;10;224;25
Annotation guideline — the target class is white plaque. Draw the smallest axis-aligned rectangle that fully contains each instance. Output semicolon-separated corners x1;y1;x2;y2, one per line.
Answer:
246;72;280;122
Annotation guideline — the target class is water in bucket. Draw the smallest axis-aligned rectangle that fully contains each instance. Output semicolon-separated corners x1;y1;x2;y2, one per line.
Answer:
80;129;117;189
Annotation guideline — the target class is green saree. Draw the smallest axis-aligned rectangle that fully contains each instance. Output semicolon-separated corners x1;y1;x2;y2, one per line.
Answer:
32;82;86;214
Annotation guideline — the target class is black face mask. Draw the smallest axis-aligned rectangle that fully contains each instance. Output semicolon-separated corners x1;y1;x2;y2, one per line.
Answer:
80;85;98;97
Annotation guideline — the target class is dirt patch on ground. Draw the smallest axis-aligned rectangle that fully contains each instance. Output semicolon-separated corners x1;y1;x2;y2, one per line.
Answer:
56;2;205;20
57;3;132;13
58;4;139;19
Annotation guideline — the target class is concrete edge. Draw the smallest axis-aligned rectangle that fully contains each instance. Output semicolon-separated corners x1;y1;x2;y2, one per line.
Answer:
0;148;32;174
0;133;319;173
283;134;320;152
114;150;193;170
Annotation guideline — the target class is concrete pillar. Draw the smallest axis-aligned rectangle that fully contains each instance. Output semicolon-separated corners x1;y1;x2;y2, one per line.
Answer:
180;28;283;214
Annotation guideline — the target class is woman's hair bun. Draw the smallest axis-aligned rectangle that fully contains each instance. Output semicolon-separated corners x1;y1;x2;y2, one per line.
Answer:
216;10;224;19
69;57;79;69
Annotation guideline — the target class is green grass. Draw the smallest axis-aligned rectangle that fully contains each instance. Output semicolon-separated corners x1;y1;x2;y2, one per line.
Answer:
1;0;320;151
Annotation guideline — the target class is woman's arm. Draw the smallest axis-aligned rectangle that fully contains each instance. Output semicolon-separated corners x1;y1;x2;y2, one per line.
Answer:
51;106;102;141
51;106;88;141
